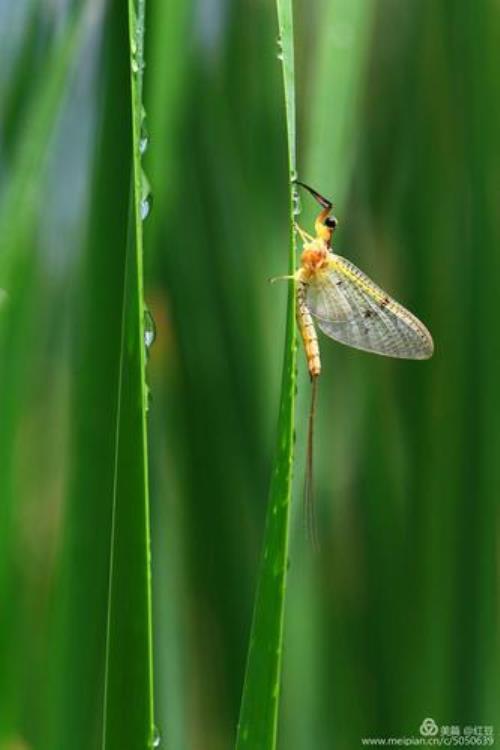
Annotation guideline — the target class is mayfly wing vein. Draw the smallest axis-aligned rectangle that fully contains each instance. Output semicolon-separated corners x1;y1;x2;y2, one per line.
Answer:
305;254;434;360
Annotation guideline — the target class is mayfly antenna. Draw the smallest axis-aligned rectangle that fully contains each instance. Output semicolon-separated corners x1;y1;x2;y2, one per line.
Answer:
294;180;332;210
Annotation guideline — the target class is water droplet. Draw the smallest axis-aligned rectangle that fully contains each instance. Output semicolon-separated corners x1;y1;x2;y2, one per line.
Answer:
292;192;301;216
150;726;161;748
290;168;298;182
139;105;149;154
139;127;149;155
144;308;156;349
277;52;283;61
140;171;152;220
141;195;152;220
145;383;152;412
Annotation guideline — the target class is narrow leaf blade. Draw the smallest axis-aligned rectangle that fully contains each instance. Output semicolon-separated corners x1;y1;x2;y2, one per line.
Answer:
235;0;297;747
102;0;155;747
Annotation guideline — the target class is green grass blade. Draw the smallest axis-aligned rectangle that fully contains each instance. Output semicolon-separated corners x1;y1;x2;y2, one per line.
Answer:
305;0;375;203
282;3;376;747
0;7;89;741
102;0;154;748
41;3;138;749
235;1;297;748
143;0;193;263
0;3;87;285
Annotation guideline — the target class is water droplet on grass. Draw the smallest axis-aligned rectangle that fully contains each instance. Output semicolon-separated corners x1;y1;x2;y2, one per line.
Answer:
140;131;149;155
144;308;156;349
150;726;161;747
292;192;301;216
145;383;152;413
140;171;152;220
141;195;152;220
139;106;149;153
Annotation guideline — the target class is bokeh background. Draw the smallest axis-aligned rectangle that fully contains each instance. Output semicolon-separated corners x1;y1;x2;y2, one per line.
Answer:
0;0;499;749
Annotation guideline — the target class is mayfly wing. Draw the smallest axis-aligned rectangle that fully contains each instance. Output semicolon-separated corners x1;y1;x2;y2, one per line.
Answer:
306;253;434;359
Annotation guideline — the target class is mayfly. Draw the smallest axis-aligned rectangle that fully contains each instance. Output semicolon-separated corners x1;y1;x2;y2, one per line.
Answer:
277;181;434;545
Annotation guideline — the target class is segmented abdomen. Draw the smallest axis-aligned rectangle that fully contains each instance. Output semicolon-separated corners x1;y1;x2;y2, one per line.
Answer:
297;281;321;378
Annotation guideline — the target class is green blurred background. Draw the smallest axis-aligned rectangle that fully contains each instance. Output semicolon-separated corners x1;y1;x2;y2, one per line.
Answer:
0;0;498;749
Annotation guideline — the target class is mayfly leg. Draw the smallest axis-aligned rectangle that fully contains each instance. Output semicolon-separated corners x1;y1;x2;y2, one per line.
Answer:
294;222;314;244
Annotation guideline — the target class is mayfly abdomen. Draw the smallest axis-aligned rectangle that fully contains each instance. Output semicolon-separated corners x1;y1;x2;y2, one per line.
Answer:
297;281;321;378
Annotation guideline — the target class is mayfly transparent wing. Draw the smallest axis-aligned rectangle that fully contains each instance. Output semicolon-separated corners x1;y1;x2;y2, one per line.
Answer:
306;253;434;359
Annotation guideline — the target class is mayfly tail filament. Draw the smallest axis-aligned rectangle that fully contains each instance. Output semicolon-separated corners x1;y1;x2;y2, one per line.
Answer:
305;375;319;550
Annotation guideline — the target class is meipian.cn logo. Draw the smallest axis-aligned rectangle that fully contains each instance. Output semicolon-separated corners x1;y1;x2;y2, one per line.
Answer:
420;718;439;737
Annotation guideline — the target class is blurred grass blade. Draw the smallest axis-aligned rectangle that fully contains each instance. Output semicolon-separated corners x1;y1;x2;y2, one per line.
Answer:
306;0;375;203
102;0;155;748
235;1;297;748
283;2;376;746
0;3;88;285
0;6;89;741
0;1;87;571
41;2;141;749
143;0;193;263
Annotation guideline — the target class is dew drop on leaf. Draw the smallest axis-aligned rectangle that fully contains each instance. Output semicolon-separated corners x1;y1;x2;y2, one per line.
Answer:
140;171;152;221
149;725;161;748
144;308;156;349
140;195;152;220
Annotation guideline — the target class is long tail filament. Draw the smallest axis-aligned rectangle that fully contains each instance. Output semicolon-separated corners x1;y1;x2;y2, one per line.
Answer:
304;375;319;550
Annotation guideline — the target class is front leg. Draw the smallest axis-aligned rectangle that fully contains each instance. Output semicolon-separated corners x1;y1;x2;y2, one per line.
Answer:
294;222;315;245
